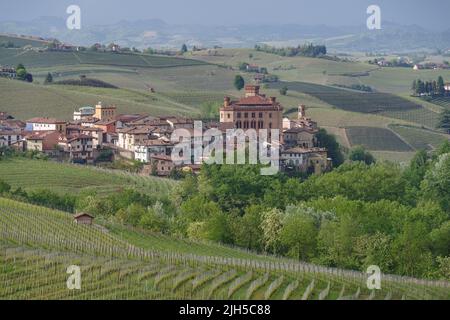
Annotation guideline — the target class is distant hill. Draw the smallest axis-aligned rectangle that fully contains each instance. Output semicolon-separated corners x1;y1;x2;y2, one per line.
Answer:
0;18;449;52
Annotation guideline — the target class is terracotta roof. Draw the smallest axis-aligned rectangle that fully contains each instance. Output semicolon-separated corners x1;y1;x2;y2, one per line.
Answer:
67;134;93;142
24;131;60;140
81;127;103;132
95;119;116;125
235;95;275;106
115;114;149;123
0;130;22;135
27;117;66;124
117;126;155;135
0;119;25;129
138;139;174;147
284;127;318;134
282;147;327;154
151;154;173;161
73;212;94;219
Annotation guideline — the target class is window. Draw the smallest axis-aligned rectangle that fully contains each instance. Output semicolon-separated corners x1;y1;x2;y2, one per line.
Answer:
237;112;241;118
244;113;248;118
269;113;272;118
227;113;230;119
251;113;255;118
269;123;272;129
259;112;263;118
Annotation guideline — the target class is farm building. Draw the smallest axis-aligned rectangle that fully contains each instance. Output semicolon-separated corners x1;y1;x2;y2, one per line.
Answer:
73;212;94;225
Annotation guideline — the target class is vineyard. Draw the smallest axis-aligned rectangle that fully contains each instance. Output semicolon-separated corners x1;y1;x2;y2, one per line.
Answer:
389;125;449;151
0;158;177;196
270;81;440;128
345;127;414;151
0;198;448;300
425;96;450;109
0;49;207;69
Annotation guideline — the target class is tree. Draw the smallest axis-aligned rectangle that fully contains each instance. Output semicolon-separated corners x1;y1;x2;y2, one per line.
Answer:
234;75;245;91
44;72;53;84
393;221;433;277
421;153;450;211
348;146;375;165
279;86;288;96
315;129;344;167
0;179;11;194
181;44;188;53
234;205;264;251
437;109;450;134
411;80;417;94
280;211;317;261
403;150;429;205
25;73;33;83
16;67;27;81
139;201;168;233
437;76;445;96
261;208;283;254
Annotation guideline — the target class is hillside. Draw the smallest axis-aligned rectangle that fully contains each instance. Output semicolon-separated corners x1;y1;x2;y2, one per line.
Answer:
0;34;49;48
1;46;449;162
0;158;176;196
0;198;448;300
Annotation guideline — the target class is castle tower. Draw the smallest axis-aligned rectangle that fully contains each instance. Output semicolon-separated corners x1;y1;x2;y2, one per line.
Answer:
94;102;116;121
245;85;260;97
298;105;306;119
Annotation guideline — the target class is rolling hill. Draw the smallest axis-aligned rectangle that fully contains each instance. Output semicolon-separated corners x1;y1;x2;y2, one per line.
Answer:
0;158;177;196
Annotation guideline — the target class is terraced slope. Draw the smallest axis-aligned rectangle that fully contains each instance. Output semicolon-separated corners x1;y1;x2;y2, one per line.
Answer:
0;198;448;300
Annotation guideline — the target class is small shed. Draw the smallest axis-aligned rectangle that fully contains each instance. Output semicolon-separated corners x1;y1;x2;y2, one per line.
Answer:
73;212;94;225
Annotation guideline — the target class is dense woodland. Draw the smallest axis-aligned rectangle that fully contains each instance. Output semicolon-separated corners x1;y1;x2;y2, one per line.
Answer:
1;140;449;280
254;43;327;58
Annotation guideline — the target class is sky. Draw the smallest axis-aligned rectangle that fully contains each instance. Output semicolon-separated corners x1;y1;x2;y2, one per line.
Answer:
0;0;449;30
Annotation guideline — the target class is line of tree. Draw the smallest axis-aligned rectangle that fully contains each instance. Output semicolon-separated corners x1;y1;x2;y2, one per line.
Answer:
412;76;446;96
255;43;327;58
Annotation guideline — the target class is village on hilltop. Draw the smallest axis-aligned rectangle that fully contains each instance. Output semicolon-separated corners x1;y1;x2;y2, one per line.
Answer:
0;85;332;176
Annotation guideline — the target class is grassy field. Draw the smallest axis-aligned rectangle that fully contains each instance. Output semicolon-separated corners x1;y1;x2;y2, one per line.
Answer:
0;158;177;196
345;127;414;152
190;48;450;94
0;197;447;300
0;78;202;120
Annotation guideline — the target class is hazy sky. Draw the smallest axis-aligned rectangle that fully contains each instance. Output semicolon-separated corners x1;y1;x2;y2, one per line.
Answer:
1;0;449;30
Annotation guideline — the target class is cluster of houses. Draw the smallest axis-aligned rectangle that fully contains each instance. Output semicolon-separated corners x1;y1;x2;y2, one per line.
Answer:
0;85;331;176
0;66;17;79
